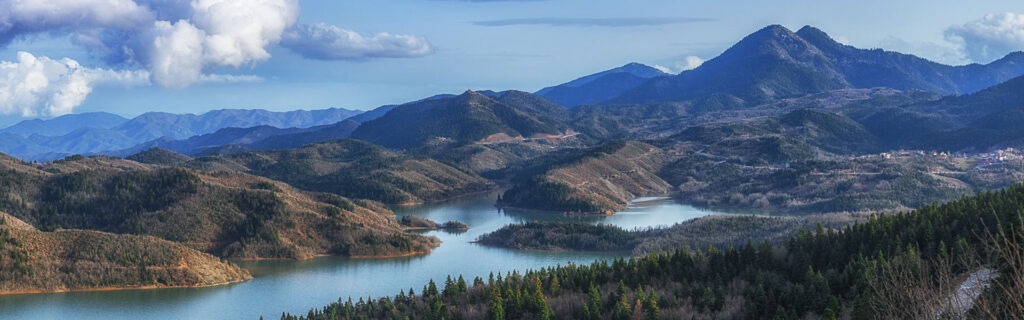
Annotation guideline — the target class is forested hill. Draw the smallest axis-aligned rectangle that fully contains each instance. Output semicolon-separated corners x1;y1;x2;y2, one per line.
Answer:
181;139;493;205
280;184;1024;319
351;90;571;150
0;153;439;260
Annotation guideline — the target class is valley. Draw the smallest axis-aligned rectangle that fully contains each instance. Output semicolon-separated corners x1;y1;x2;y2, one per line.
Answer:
1;21;1023;320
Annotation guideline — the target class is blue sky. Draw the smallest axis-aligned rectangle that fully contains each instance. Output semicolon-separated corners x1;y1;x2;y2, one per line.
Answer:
1;0;1023;126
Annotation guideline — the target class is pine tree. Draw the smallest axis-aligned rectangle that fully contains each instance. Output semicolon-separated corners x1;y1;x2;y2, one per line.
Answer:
644;290;659;320
488;288;505;320
584;283;602;320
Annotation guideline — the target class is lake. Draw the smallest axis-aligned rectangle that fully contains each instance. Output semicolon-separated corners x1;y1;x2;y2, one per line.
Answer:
0;192;723;319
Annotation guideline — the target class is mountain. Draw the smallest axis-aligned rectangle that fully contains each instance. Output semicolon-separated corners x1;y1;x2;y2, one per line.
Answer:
181;139;494;205
835;74;1024;152
0;211;251;294
0;153;438;260
351;90;571;150
0;108;363;162
108;119;363;158
609;25;1024;105
536;62;669;107
0;112;128;137
112;108;362;142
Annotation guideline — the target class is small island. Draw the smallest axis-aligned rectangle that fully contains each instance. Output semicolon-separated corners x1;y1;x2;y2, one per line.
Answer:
475;214;858;255
400;216;470;231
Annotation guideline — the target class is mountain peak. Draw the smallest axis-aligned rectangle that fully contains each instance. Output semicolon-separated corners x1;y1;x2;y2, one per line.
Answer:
795;25;843;50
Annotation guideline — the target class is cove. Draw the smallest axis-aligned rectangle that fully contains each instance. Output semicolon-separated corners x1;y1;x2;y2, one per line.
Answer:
0;192;725;319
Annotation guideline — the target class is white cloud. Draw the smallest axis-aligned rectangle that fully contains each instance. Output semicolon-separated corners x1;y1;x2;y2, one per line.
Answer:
945;12;1024;63
0;0;155;45
281;23;434;60
0;0;299;89
654;56;704;74
0;52;148;117
677;56;705;72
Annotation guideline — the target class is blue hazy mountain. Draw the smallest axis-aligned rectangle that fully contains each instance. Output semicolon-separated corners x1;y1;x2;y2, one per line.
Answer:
107;119;362;157
536;62;669;107
0;112;128;137
111;108;362;142
0;107;363;161
608;25;1024;105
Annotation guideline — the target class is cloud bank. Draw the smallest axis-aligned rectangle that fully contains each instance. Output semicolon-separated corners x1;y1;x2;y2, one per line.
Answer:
473;17;710;27
281;23;434;60
945;12;1024;63
0;0;431;116
0;52;148;117
0;0;299;89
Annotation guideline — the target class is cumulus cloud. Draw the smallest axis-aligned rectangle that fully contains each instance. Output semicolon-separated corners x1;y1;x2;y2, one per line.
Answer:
945;12;1024;63
0;52;148;117
281;23;434;60
0;0;300;88
0;0;155;46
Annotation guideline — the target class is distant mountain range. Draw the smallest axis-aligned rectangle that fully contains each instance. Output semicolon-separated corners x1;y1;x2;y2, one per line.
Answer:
608;25;1024;105
0;108;361;161
6;24;1024;162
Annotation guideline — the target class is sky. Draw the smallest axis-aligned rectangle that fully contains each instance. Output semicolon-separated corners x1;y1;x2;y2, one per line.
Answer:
1;0;1024;126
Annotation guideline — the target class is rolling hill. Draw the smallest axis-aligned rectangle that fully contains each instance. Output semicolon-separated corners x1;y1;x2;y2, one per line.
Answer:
181;139;494;205
0;211;251;294
351;90;571;150
500;141;671;214
0;153;438;260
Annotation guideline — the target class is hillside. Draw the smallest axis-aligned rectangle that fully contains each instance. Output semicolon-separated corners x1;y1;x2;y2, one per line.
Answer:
0;212;251;294
500;141;670;214
609;25;1024;105
351;91;571;150
0;154;439;260
657;134;1023;213
569;87;935;140
182;139;493;205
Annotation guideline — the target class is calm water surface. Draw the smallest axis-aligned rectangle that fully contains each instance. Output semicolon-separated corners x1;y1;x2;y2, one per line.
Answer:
0;192;724;319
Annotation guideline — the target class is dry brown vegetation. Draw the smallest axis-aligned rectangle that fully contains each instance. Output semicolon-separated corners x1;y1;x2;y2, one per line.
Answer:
501;141;671;214
0;154;439;261
0;212;250;294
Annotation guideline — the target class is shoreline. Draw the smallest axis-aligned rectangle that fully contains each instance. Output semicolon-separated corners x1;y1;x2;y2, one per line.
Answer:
0;278;250;296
